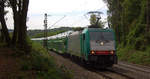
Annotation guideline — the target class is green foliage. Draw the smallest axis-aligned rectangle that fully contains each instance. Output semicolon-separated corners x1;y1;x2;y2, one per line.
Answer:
90;14;97;25
117;45;150;66
105;0;147;48
0;42;7;47
19;42;72;79
104;0;150;66
89;14;104;28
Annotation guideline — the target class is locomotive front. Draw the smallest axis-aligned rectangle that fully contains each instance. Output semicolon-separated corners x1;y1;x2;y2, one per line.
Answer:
84;28;117;67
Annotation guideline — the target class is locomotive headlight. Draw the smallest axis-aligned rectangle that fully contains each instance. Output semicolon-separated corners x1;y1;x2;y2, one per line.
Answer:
110;51;114;54
100;42;104;46
91;51;95;54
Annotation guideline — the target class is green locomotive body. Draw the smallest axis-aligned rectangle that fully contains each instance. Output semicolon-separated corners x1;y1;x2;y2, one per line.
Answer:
66;28;117;67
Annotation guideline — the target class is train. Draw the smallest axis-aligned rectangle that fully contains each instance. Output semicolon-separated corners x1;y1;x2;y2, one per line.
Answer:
48;28;117;68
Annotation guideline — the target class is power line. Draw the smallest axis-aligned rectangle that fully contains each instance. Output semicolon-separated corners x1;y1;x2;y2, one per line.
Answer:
48;15;66;29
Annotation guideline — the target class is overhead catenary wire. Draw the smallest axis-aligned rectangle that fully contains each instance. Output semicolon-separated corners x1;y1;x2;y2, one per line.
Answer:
47;1;106;28
48;15;66;29
68;14;90;27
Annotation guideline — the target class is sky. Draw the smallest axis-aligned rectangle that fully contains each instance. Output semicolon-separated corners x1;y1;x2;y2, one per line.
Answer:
6;0;108;30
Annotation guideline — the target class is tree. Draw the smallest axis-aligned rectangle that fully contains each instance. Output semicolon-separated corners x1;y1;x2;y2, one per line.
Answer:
9;0;29;51
0;0;11;45
0;23;3;41
104;0;148;50
147;0;150;32
89;14;104;28
90;14;97;25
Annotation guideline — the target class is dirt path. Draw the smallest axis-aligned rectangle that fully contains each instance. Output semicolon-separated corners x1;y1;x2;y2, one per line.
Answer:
0;48;20;79
49;51;105;79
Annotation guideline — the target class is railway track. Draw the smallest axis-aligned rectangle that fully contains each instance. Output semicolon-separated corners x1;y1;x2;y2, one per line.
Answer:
95;70;133;79
83;59;150;79
99;62;150;79
50;50;150;79
90;61;150;79
112;62;150;79
88;65;134;79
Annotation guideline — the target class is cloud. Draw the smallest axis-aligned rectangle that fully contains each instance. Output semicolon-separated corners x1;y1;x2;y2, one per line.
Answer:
6;0;108;29
28;0;107;14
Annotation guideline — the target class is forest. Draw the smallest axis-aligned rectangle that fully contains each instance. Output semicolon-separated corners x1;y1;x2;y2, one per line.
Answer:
104;0;150;65
104;0;149;49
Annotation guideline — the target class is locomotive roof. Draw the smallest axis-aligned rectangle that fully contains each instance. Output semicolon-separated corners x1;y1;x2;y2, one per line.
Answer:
82;28;114;34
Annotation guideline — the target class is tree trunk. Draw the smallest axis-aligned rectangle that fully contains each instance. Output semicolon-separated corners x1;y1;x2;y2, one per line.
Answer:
11;23;17;44
0;29;4;42
11;13;19;45
10;0;19;45
18;0;29;45
9;0;30;52
0;1;11;45
147;0;150;32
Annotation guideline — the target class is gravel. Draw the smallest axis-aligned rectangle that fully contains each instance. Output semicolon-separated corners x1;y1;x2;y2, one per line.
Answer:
49;51;105;79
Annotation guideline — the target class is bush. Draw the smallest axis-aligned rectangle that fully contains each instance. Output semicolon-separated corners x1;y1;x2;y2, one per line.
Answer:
20;42;72;79
117;45;150;66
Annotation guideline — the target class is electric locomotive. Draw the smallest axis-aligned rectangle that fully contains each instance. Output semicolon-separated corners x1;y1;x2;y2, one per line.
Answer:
67;28;117;68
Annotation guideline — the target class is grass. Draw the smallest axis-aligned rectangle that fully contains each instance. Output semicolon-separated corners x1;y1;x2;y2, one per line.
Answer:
117;45;150;66
0;42;7;47
0;39;73;79
18;41;73;79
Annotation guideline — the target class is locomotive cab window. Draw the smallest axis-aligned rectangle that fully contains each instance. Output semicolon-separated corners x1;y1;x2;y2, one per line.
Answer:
89;31;115;51
90;32;114;41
